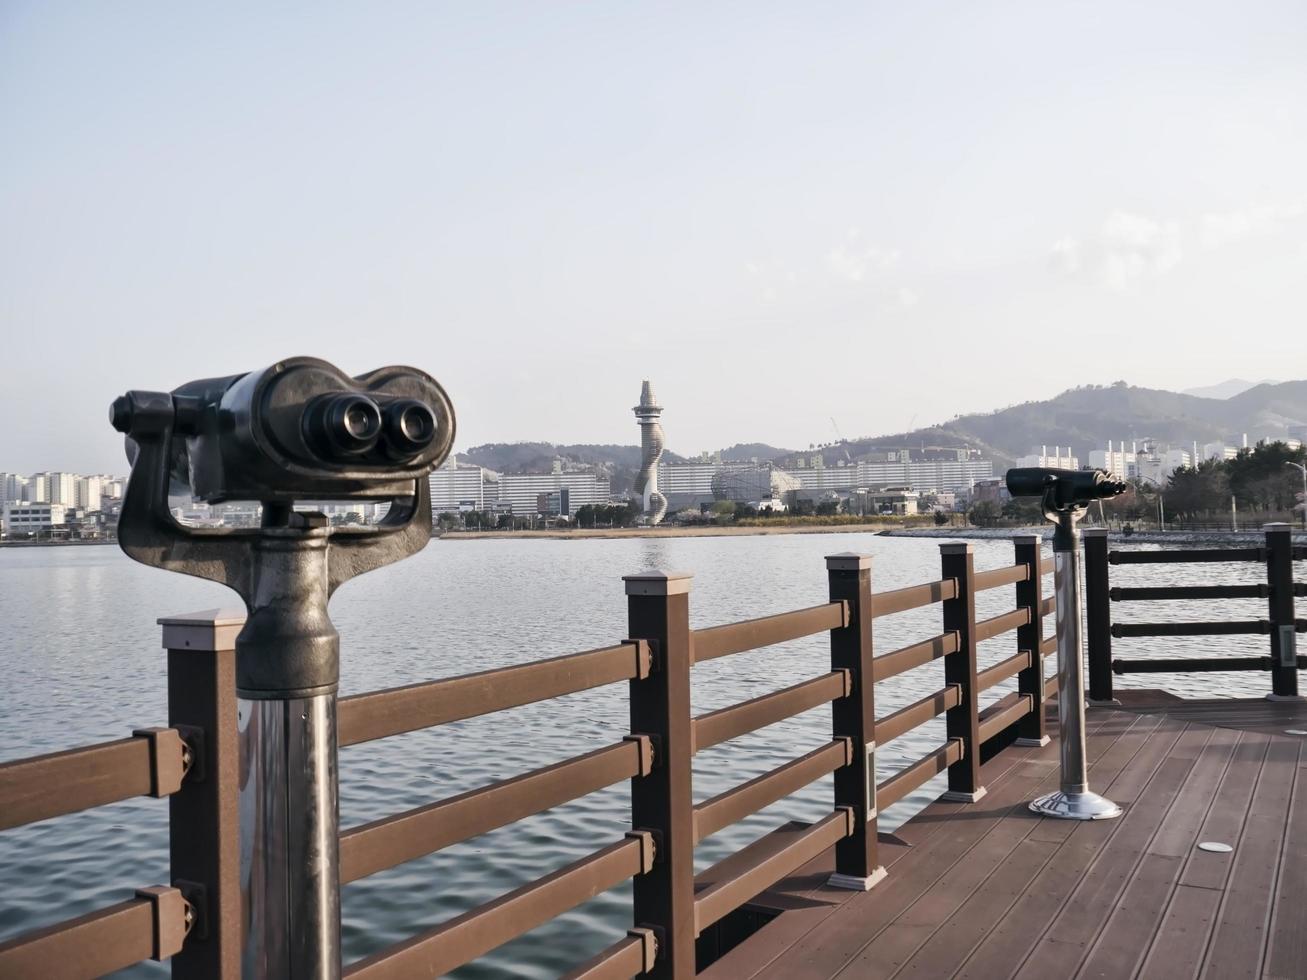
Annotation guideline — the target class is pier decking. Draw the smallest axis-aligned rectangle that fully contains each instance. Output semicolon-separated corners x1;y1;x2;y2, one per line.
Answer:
702;694;1307;980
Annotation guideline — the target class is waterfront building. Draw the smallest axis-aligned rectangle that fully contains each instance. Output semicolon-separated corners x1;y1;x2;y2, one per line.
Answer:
710;463;800;504
1087;441;1138;480
75;475;102;512
656;462;719;496
0;473;28;507
1015;446;1080;470
428;460;500;514
25;472;50;502
2;502;66;535
848;486;919;516
494;472;611;515
1135;447;1191;486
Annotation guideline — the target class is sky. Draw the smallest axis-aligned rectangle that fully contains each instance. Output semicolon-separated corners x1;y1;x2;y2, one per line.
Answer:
3;1;1307;474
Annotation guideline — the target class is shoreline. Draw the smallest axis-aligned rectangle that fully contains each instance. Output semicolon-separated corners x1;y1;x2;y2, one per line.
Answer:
438;522;913;540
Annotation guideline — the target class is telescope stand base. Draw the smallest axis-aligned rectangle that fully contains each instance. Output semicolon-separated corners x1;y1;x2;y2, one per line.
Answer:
827;867;887;892
1015;736;1050;747
1030;790;1121;821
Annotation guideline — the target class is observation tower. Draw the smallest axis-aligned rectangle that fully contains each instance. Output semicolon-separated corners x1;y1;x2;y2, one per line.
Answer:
632;381;667;524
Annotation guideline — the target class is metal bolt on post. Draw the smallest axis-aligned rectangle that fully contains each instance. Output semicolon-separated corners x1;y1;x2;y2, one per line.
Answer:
111;358;454;977
1007;467;1127;821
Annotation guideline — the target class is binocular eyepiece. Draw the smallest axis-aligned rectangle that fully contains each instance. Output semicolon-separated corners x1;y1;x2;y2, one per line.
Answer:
111;357;455;503
1005;466;1128;511
303;393;439;460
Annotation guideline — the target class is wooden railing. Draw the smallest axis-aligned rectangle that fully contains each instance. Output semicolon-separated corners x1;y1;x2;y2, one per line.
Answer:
1084;524;1306;702
0;540;1055;979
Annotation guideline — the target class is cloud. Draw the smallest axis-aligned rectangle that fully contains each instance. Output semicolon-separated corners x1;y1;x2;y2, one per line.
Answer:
1051;210;1181;291
897;287;919;308
1199;201;1305;248
1049;236;1081;274
1100;210;1182;290
827;228;900;283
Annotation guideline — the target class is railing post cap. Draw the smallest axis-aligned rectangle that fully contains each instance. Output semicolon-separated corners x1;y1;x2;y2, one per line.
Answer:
1264;522;1292;532
1012;533;1044;545
939;542;973;555
1082;528;1110;538
157;608;245;652
623;570;693;596
825;552;872;570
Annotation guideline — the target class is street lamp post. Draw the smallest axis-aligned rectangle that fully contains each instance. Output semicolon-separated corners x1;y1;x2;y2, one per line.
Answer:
1286;461;1307;530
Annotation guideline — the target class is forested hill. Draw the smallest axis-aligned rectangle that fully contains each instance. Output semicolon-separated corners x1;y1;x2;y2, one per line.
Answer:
455;442;686;474
454;382;1307;474
833;380;1307;467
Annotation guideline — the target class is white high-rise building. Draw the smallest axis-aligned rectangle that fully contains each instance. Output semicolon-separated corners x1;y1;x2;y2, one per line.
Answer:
1015;446;1080;470
0;473;29;507
428;460;499;513
75;476;103;511
51;472;77;505
494;472;611;515
1088;441;1138;480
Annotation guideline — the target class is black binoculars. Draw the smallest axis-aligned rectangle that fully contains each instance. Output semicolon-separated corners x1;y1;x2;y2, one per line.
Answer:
110;357;455;503
1005;467;1128;510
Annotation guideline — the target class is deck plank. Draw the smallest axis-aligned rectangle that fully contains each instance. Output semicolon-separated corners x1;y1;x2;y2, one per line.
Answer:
1199;737;1301;980
952;713;1182;980
1010;724;1213;979
1262;744;1307;980
703;696;1307;980
696;705;1089;980
1135;884;1223;980
750;719;1133;979
1073;727;1240;978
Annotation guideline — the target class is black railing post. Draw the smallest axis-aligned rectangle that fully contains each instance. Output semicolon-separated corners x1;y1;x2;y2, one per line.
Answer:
940;543;984;801
1013;535;1049;744
1265;523;1299;699
825;553;885;890
624;572;695;979
1083;528;1117;704
160;610;243;980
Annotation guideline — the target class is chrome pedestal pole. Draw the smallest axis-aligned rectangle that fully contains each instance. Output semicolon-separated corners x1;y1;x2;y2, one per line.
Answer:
1030;509;1122;821
239;695;340;978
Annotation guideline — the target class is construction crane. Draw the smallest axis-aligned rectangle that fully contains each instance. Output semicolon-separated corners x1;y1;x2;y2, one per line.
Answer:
829;418;852;462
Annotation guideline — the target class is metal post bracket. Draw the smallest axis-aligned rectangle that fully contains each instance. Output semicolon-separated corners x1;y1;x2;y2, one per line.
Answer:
132;727;188;797
134;885;190;961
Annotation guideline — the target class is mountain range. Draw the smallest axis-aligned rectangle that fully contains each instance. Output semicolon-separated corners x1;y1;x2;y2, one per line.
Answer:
456;379;1307;475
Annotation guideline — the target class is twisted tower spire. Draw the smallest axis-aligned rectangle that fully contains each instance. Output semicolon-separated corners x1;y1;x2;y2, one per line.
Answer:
633;381;667;524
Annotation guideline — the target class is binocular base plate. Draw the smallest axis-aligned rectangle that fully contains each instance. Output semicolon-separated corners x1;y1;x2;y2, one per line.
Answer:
1030;789;1122;821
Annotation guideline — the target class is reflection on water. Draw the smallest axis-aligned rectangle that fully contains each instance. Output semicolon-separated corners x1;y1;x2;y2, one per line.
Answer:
0;535;1282;977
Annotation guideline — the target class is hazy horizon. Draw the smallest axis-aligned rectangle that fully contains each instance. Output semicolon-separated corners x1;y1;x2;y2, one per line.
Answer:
4;3;1306;473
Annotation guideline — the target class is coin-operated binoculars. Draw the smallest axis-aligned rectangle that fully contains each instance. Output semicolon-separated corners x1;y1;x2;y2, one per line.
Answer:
1006;467;1127;821
111;357;454;977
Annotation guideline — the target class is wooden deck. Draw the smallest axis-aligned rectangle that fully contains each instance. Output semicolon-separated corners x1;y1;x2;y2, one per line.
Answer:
701;694;1307;980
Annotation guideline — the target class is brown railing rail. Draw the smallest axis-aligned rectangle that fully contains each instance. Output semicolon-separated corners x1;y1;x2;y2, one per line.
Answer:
0;541;1057;978
1085;524;1304;702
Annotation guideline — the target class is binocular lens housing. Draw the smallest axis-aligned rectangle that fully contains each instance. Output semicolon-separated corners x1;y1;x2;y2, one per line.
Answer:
1005;466;1128;508
384;399;438;458
307;393;384;457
